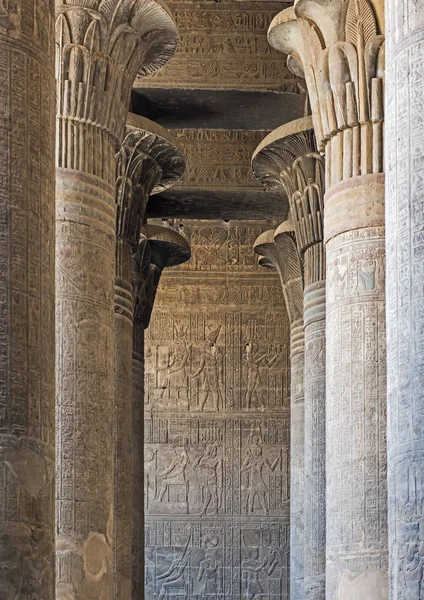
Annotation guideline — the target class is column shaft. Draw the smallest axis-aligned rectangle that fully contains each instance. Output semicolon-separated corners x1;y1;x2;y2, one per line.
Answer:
303;280;326;600
114;239;134;598
132;319;145;600
267;3;388;594
56;166;116;597
252;118;325;600
290;318;305;600
325;182;387;596
0;2;55;597
55;5;177;594
386;2;424;597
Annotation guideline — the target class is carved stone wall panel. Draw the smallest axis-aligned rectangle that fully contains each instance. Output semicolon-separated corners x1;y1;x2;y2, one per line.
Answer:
144;221;290;599
145;519;290;600
171;130;271;193
326;227;387;598
386;3;424;598
0;0;56;596
136;1;299;92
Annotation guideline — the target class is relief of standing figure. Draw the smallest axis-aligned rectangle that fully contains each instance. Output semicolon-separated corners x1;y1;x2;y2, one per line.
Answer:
192;326;224;412
193;443;223;516
241;439;280;515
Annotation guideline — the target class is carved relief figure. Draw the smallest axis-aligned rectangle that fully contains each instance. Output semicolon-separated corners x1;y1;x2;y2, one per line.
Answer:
241;548;279;600
243;342;278;410
159;325;191;403
0;535;21;599
398;542;424;599
241;438;279;515
192;326;224;411
155;436;189;503
157;546;190;600
197;548;223;597
358;260;376;291
15;530;52;599
193;443;223;516
0;0;15;30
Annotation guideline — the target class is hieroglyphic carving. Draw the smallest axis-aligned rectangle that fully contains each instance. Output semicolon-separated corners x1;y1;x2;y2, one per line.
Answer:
55;4;178;595
254;223;305;600
132;226;190;598
385;3;424;598
326;227;387;598
114;117;186;598
145;221;290;598
269;2;387;596
0;0;55;596
172;130;271;192
253;117;326;599
136;1;300;91
170;221;270;272
145;519;289;599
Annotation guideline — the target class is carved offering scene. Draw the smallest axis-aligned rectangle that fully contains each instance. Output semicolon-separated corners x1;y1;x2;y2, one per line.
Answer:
144;221;290;598
3;0;423;598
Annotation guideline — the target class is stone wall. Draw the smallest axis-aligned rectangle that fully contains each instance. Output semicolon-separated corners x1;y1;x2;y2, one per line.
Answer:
144;220;291;599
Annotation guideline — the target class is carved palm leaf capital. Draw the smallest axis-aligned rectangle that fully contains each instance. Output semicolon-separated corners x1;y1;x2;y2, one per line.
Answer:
268;0;385;150
115;114;186;244
254;225;304;324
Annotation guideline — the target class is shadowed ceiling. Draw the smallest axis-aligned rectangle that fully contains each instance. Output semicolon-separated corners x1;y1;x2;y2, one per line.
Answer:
132;0;301;220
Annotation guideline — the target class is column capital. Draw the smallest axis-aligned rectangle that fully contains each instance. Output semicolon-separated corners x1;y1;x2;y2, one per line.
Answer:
268;0;384;158
133;225;190;329
252;116;324;261
254;222;304;326
56;0;178;158
116;114;185;245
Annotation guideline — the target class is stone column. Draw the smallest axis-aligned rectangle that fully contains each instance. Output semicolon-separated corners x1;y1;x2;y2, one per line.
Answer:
386;3;424;598
114;117;185;598
253;117;326;600
132;224;191;599
0;1;55;597
254;222;304;600
269;2;387;597
54;4;178;597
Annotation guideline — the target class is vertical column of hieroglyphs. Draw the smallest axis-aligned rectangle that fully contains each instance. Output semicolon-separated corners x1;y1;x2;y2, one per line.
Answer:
254;221;304;600
253;117;326;600
133;223;190;599
386;2;424;598
144;221;291;599
268;1;387;597
115;116;186;599
54;3;178;597
0;0;55;596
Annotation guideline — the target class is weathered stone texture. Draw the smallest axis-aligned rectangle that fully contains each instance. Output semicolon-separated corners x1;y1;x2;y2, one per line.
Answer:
253;117;326;600
326;227;387;598
137;1;299;92
303;282;326;600
144;221;291;599
254;223;305;600
0;0;56;596
114;117;186;600
386;2;424;598
54;2;178;597
268;1;387;596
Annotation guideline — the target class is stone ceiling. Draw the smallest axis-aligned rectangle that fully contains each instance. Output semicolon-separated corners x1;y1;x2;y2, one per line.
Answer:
133;0;303;220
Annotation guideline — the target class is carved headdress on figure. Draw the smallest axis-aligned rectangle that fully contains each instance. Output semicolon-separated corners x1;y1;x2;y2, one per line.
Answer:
206;325;221;345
